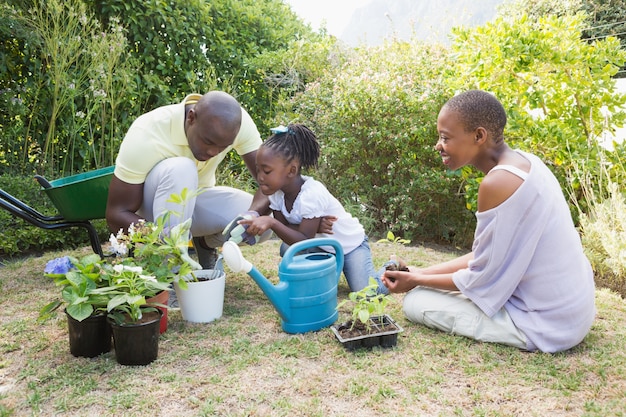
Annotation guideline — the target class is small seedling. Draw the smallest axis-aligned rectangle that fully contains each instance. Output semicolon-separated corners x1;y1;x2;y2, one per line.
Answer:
376;231;411;245
337;277;392;330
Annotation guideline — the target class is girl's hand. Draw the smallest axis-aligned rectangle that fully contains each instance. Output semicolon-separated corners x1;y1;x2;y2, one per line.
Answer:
318;215;337;234
238;216;274;237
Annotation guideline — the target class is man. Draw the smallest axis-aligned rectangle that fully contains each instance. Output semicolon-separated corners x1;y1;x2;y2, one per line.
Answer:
106;91;269;268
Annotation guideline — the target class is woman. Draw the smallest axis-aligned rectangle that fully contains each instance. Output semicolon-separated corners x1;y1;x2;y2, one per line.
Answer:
382;90;596;353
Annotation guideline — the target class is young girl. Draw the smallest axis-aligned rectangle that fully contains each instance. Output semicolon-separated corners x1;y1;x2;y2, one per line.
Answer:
237;123;388;294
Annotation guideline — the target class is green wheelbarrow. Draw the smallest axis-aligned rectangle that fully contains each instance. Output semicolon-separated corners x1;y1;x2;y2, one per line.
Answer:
0;166;114;257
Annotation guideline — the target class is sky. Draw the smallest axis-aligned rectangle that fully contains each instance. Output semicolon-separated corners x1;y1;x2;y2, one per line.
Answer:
283;0;370;38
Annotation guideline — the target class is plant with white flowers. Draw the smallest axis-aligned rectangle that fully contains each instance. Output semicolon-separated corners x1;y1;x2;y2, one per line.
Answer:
93;263;171;324
40;188;203;323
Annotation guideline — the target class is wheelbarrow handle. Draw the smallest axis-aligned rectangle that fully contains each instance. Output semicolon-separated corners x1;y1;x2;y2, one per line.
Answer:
34;175;52;189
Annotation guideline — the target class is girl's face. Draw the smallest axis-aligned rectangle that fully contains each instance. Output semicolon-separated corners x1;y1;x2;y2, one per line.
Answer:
255;147;297;195
435;106;479;171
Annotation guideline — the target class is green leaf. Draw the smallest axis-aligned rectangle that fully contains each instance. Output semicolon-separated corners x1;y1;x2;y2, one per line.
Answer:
66;303;94;322
357;309;370;324
38;300;62;321
107;294;129;311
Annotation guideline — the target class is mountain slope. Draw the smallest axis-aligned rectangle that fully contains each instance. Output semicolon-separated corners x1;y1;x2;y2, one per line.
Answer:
341;0;509;46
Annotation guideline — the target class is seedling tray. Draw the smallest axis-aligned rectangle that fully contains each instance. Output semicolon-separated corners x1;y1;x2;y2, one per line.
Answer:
331;314;403;350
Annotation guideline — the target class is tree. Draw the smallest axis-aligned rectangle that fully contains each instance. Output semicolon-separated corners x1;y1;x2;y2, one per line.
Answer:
448;12;626;214
499;0;626;78
497;0;584;17
581;0;626;78
88;0;214;109
282;40;476;246
88;0;317;128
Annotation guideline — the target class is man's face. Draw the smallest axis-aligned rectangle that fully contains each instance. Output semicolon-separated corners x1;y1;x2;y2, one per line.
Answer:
185;109;234;161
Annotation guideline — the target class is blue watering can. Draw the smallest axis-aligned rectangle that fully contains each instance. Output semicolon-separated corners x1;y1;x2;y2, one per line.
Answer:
222;238;344;334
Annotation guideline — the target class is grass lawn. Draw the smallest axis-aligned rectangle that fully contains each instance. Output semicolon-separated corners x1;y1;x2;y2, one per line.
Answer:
0;240;625;416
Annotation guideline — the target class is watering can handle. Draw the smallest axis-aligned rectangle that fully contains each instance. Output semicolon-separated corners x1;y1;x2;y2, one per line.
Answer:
282;238;344;279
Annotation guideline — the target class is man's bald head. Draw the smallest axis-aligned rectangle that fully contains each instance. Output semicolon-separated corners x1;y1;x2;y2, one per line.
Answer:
194;91;242;139
185;91;243;161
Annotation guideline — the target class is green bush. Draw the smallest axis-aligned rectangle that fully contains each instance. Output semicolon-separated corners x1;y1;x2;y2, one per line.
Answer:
447;11;626;214
580;182;626;298
89;0;316;134
281;40;475;247
572;146;626;298
1;0;317;179
1;0;139;177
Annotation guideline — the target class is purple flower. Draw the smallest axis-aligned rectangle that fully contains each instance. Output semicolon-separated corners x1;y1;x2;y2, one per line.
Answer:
44;256;75;274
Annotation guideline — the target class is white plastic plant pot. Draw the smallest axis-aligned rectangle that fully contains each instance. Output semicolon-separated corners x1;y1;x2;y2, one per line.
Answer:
174;269;225;323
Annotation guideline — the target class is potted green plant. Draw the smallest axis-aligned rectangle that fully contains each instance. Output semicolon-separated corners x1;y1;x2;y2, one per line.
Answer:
165;187;226;323
40;189;203;361
41;254;111;321
40;254;113;358
107;207;203;333
92;262;170;366
173;267;226;323
331;277;403;351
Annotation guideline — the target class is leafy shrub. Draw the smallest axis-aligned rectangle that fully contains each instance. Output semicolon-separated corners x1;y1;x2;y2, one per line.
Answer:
2;0;317;179
579;182;626;298
573;144;626;299
282;40;475;247
448;11;626;214
2;0;139;177
90;0;316;134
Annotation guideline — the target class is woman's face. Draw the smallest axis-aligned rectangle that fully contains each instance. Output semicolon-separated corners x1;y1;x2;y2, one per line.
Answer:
435;107;478;171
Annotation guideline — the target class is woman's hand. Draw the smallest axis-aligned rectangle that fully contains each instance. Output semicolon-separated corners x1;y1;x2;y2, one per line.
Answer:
383;266;459;293
381;269;421;293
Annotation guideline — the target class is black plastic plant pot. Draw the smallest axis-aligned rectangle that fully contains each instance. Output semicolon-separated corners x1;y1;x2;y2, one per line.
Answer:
66;310;111;358
331;314;403;351
109;310;162;366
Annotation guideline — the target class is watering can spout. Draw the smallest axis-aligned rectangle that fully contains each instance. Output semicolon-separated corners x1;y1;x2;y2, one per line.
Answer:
222;241;291;321
248;269;291;321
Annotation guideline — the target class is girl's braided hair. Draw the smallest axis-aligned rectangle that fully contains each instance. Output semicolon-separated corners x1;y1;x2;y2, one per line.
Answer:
262;123;320;170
